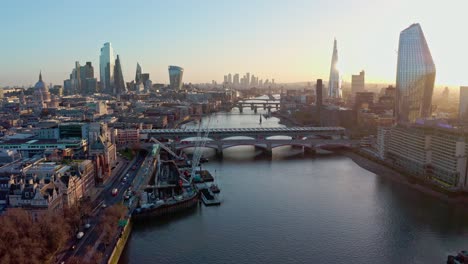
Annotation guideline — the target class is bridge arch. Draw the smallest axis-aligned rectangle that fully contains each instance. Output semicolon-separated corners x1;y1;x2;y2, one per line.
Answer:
222;143;268;150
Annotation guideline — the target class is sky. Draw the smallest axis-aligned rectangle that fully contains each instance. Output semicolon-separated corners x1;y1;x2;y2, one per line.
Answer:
0;0;467;87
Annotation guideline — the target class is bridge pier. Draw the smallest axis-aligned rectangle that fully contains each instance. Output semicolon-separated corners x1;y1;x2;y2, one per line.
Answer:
276;103;279;110
263;103;266;110
267;106;271;113
265;143;273;158
216;144;223;159
239;105;243;113
254;106;258;113
304;147;316;156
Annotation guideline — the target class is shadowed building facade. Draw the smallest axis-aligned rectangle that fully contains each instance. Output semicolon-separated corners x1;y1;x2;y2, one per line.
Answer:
168;66;184;90
395;23;436;123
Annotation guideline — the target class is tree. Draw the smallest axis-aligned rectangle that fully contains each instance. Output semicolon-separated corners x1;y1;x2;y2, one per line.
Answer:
0;208;70;264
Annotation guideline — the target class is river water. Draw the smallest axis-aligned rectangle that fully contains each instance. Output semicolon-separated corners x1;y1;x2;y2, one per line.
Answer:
120;103;468;264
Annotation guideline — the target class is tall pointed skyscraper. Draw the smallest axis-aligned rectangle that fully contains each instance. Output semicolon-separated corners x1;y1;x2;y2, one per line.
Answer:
113;55;126;96
100;42;115;94
396;23;436;123
328;39;341;99
135;63;142;83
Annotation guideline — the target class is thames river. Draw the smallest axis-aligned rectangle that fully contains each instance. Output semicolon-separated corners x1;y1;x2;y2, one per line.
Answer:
120;104;468;264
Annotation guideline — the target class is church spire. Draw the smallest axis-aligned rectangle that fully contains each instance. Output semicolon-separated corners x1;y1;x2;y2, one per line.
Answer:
39;71;42;81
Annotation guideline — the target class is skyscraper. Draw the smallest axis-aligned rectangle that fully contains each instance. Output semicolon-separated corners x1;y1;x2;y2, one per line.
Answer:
168;66;184;90
328;39;341;98
228;73;232;84
113;55;126;96
459;86;468;121
135;63;142;83
233;74;239;85
80;62;94;94
395;23;436;123
100;42;115;94
72;61;81;95
351;71;365;95
246;72;250;87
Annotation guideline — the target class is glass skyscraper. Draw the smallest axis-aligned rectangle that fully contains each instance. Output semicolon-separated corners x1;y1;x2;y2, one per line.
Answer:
168;66;184;90
113;55;126;96
396;23;436;123
100;42;115;94
328;39;341;98
135;63;142;83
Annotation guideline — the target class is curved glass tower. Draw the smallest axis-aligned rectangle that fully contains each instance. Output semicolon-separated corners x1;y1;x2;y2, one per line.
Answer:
100;42;115;94
328;39;341;98
396;23;436;123
168;66;184;90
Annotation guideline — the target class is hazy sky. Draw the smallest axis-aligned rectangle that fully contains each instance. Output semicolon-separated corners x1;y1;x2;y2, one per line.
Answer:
1;0;466;87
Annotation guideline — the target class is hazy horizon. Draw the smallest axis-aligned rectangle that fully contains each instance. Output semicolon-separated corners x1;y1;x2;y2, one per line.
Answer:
1;0;467;87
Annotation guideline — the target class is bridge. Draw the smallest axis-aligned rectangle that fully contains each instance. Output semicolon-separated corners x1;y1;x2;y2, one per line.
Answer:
234;100;281;113
170;138;357;157
140;127;345;141
140;126;354;157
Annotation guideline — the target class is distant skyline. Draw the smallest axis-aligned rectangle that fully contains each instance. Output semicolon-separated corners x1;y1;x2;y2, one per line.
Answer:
1;0;467;87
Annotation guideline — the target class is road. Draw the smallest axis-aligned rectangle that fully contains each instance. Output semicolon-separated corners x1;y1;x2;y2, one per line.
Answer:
55;152;148;263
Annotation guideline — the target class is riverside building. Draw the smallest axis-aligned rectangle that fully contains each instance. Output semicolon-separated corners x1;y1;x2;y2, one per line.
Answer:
384;122;468;189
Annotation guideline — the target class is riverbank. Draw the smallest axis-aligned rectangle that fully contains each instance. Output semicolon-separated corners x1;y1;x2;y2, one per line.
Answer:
343;150;468;207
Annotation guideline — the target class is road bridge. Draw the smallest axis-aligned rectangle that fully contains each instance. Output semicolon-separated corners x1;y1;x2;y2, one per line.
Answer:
140;126;345;141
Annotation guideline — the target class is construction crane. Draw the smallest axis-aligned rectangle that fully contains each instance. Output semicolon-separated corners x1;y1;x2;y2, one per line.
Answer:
149;137;183;160
190;117;211;182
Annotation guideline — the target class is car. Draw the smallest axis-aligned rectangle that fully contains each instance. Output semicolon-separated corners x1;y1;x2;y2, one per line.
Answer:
122;177;128;182
76;232;84;239
112;188;118;196
70;245;76;251
84;223;91;229
101;203;107;208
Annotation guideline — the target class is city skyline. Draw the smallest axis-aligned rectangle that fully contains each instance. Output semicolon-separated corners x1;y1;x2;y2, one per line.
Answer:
1;0;467;87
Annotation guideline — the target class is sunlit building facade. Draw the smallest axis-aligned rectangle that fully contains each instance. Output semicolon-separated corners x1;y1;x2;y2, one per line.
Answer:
395;23;436;123
99;42;115;94
328;39;341;98
168;66;184;90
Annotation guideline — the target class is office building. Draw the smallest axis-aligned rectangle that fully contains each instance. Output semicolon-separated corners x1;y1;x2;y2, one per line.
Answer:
79;62;95;95
351;71;365;95
385;124;468;189
233;74;239;85
459;86;468;121
99;42;115;94
168;66;184;90
355;92;374;110
328;39;341;98
85;78;98;94
395;23;436;123
113;55;126;96
228;73;232;84
135;63;142;83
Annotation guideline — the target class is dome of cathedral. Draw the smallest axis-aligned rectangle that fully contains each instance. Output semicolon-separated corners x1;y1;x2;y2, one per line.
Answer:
34;72;47;91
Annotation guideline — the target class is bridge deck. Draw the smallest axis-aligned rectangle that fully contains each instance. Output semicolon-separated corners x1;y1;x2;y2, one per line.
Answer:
141;126;345;134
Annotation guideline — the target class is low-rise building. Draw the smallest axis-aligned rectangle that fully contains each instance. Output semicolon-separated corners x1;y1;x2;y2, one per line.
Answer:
385;123;468;189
